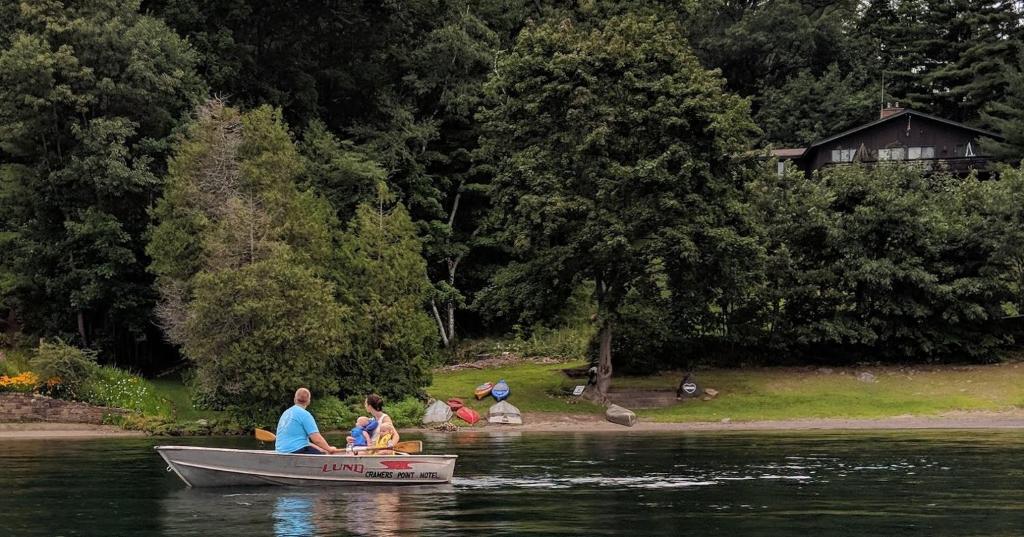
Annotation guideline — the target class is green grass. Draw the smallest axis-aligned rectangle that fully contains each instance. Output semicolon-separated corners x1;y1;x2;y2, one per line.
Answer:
0;347;32;376
76;366;174;416
149;377;226;421
428;360;1024;423
427;360;602;418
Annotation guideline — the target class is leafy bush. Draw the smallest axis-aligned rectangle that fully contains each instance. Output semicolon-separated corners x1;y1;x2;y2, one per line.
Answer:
307;395;423;429
1;356;18;377
0;347;33;377
183;255;350;427
308;395;361;430
79;366;172;415
387;397;425;428
105;413;244;436
30;339;99;394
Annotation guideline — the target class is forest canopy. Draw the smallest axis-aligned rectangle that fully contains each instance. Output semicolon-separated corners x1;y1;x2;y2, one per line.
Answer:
3;0;1024;407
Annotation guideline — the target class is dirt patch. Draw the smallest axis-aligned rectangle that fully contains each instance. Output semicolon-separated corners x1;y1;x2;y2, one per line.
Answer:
607;389;680;409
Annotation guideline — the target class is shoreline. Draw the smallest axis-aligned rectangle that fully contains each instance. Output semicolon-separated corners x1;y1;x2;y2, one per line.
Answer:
413;409;1024;434
3;409;1023;440
0;422;145;440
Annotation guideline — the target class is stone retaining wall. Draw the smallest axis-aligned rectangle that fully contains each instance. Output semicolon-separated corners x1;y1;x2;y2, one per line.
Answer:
0;393;129;424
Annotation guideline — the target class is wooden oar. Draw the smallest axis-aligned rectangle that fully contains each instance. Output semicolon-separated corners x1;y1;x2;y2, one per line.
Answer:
356;440;423;454
253;428;423;454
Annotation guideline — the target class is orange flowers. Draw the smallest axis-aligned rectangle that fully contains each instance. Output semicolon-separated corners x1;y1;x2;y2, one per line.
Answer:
0;371;39;392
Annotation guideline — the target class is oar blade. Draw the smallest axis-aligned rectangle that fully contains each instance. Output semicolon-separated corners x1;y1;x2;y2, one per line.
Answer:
254;428;277;442
393;440;422;454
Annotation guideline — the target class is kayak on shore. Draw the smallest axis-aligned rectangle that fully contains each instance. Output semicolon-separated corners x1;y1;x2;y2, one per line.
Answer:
491;379;510;401
474;382;494;400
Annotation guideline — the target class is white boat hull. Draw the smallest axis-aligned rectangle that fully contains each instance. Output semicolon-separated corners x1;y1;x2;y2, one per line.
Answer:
156;446;457;488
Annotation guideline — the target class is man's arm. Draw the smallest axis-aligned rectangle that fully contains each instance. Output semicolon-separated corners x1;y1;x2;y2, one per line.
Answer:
308;432;335;453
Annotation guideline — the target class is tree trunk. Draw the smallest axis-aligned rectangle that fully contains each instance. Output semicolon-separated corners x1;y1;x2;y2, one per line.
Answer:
430;300;450;347
595;319;613;400
446;300;456;346
77;311;88;346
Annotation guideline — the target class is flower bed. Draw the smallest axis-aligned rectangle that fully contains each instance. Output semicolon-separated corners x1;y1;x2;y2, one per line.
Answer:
0;371;39;393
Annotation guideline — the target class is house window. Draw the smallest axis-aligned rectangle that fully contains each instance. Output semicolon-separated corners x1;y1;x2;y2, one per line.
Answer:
879;147;906;161
777;161;785;176
907;146;935;160
831;148;856;162
965;142;975;157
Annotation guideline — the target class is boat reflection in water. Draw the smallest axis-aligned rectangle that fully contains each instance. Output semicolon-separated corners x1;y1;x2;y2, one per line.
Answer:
162;485;456;536
272;495;314;537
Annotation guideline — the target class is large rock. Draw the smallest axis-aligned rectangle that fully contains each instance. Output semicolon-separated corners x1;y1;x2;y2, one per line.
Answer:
422;400;453;424
605;404;637;427
488;401;522;425
857;372;877;383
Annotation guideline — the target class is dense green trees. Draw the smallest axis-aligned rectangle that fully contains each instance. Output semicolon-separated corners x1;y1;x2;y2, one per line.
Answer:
0;0;203;360
148;102;346;423
608;163;1024;372
148;101;434;423
335;188;436;400
981;51;1024;161
482;15;756;397
754;165;1016;359
5;0;1024;398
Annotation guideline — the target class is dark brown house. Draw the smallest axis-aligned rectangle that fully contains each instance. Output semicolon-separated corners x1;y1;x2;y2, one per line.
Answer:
773;105;1003;176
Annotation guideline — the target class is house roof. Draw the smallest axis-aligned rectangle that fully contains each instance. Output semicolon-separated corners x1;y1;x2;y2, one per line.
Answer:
770;148;806;158
807;110;1003;149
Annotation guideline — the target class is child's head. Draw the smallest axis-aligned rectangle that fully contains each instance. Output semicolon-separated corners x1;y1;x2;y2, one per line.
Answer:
377;422;396;435
356;416;369;427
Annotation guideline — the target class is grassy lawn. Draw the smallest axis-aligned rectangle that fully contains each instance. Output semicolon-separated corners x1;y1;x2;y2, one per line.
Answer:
149;377;226;421
427;360;603;416
428;360;1024;423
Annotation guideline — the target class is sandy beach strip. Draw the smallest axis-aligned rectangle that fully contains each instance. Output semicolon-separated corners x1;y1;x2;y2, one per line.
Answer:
0;422;145;440
411;410;1024;434
4;410;1023;440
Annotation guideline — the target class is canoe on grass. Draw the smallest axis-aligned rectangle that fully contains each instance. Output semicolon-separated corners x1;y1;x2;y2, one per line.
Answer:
156;446;457;487
446;398;465;410
474;382;494;400
455;406;480;425
491;379;510;401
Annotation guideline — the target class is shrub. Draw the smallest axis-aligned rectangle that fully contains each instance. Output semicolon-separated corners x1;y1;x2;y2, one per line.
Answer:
79;366;172;416
0;347;33;377
1;357;17;377
387;397;425;428
182;255;350;427
30;339;99;394
308;395;361;430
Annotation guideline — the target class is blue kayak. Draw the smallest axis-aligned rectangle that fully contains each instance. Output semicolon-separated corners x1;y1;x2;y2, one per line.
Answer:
491;379;510;401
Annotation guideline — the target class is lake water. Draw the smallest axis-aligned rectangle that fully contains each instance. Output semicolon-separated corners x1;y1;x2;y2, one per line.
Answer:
1;430;1022;536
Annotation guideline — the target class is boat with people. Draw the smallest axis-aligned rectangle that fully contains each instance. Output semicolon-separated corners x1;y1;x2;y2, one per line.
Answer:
156;445;457;487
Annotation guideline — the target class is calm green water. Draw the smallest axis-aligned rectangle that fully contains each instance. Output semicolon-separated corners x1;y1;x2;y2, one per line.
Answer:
1;430;1022;536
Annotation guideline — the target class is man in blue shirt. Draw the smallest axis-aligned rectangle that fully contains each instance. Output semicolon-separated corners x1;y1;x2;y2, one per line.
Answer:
275;388;339;454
